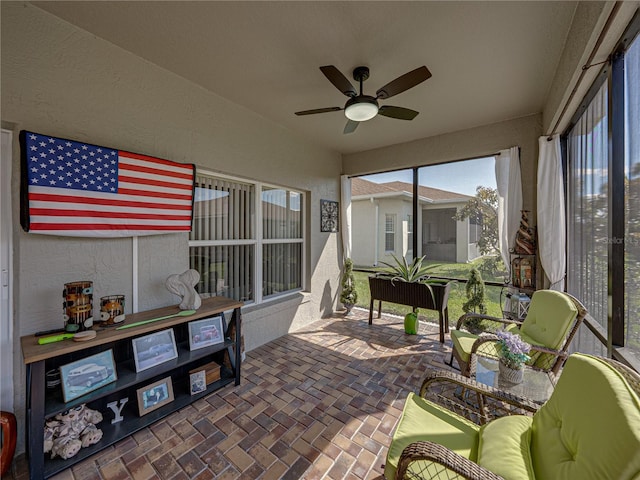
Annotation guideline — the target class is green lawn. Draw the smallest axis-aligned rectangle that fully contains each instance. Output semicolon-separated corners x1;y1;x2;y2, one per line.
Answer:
352;258;505;326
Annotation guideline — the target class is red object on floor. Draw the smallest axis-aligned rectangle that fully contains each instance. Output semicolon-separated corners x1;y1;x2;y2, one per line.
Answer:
0;411;17;476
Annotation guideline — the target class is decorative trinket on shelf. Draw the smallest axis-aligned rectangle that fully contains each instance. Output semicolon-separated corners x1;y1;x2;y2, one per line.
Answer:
106;398;128;424
43;404;103;460
63;281;94;331
165;269;202;310
514;210;536;254
99;295;125;326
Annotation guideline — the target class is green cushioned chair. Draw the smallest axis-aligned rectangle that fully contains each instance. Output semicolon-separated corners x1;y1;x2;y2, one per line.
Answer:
450;290;587;377
385;353;640;480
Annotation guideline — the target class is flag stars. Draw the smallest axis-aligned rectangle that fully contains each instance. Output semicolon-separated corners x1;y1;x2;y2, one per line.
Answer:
48;138;55;143
82;184;88;189
31;178;38;184
66;142;72;147
29;134;36;140
40;152;47;158
74;148;80;154
30;146;37;151
82;145;88;150
40;173;47;179
39;142;46;147
49;179;56;185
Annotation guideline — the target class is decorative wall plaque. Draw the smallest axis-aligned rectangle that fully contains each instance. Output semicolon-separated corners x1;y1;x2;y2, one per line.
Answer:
320;199;339;233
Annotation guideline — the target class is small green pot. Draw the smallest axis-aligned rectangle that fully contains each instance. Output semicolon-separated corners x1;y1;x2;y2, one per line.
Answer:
404;311;418;335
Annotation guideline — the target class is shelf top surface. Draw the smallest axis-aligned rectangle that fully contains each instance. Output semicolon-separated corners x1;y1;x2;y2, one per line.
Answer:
21;296;243;364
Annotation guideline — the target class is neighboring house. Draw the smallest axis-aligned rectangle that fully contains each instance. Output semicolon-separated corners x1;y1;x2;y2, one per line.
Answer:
351;177;481;266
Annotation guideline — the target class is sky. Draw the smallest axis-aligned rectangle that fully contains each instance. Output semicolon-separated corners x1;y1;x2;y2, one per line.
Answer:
363;156;497;196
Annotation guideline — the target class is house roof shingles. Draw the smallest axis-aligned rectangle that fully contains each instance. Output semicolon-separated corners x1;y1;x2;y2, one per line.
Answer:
351;177;471;202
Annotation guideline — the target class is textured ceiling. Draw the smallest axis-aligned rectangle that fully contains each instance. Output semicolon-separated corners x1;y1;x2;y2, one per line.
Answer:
33;1;577;154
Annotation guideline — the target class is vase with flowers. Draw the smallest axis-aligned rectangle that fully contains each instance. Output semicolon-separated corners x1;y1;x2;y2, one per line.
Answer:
495;330;531;384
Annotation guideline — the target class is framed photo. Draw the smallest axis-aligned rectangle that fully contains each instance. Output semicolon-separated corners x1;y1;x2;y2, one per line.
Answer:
136;377;174;416
188;316;224;351
190;370;207;395
131;328;178;373
60;349;117;403
320;199;339;233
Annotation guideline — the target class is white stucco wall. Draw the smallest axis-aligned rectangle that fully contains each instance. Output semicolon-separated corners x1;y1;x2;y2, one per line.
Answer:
1;2;342;452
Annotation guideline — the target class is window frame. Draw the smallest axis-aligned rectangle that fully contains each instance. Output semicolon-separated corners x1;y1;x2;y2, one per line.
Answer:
385;213;396;253
189;169;306;305
562;11;640;369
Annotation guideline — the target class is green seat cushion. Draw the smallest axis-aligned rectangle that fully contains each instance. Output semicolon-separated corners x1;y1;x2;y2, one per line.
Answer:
451;330;502;364
478;415;535;480
384;393;480;480
531;354;640;480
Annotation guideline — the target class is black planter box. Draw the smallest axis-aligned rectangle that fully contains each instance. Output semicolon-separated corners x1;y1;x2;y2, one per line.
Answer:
368;276;452;343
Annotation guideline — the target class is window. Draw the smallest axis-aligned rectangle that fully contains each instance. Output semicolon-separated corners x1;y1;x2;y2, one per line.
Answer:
385;214;396;252
624;32;640;358
565;14;640;365
189;173;305;303
469;212;482;244
566;80;608;356
407;214;413;255
262;187;303;298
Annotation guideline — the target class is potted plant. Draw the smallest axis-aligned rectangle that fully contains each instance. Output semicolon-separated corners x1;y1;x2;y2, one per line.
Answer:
339;258;358;315
462;268;487;333
495;330;531;384
368;254;453;342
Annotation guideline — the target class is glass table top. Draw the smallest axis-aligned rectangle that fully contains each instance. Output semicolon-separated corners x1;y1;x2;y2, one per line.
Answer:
474;356;556;404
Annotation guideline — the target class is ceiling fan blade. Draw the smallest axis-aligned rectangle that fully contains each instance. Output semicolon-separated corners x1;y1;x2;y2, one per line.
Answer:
295;107;342;116
378;105;419;120
343;120;359;134
320;65;357;97
376;66;432;100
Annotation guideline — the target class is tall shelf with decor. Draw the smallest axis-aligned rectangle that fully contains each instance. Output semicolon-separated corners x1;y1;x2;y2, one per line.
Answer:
502;210;537;321
21;296;243;480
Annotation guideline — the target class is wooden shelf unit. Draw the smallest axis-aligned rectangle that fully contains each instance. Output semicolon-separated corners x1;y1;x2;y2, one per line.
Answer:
21;296;243;480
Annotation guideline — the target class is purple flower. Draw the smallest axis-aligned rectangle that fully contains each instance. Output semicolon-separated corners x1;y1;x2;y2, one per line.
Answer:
495;330;531;369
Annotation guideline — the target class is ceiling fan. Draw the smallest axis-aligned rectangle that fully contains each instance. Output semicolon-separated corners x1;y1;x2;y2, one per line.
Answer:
295;65;432;134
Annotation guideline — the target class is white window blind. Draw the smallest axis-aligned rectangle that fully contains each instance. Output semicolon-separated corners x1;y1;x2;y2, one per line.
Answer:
189;174;305;303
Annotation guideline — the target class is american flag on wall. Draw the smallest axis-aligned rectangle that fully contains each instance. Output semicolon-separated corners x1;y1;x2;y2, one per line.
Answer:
20;131;195;237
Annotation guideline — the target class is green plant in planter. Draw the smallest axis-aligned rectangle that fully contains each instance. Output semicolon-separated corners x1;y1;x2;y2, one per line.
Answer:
340;258;358;314
379;254;432;283
462;268;487;331
380;254;436;334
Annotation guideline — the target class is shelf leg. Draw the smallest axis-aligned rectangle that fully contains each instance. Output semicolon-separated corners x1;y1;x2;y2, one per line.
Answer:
232;307;242;386
27;361;45;480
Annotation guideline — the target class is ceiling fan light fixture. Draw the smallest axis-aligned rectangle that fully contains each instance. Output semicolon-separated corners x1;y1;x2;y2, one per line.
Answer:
345;97;379;122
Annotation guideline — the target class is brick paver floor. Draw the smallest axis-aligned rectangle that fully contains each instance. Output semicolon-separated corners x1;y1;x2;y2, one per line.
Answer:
6;308;455;480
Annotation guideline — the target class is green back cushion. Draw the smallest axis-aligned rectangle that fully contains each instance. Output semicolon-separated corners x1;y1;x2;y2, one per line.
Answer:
384;393;479;480
531;354;640;479
520;290;577;349
478;415;535;480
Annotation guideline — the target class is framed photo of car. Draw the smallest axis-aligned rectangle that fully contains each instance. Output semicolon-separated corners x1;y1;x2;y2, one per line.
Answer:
188;316;224;351
60;349;117;403
137;376;174;416
131;328;178;373
189;370;207;395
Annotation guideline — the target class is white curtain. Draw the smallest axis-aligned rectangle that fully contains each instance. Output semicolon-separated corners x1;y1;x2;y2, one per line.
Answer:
537;135;566;291
495;147;523;277
340;175;352;260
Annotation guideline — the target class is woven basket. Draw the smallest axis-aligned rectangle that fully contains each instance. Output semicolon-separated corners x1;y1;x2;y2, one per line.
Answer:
498;359;524;384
